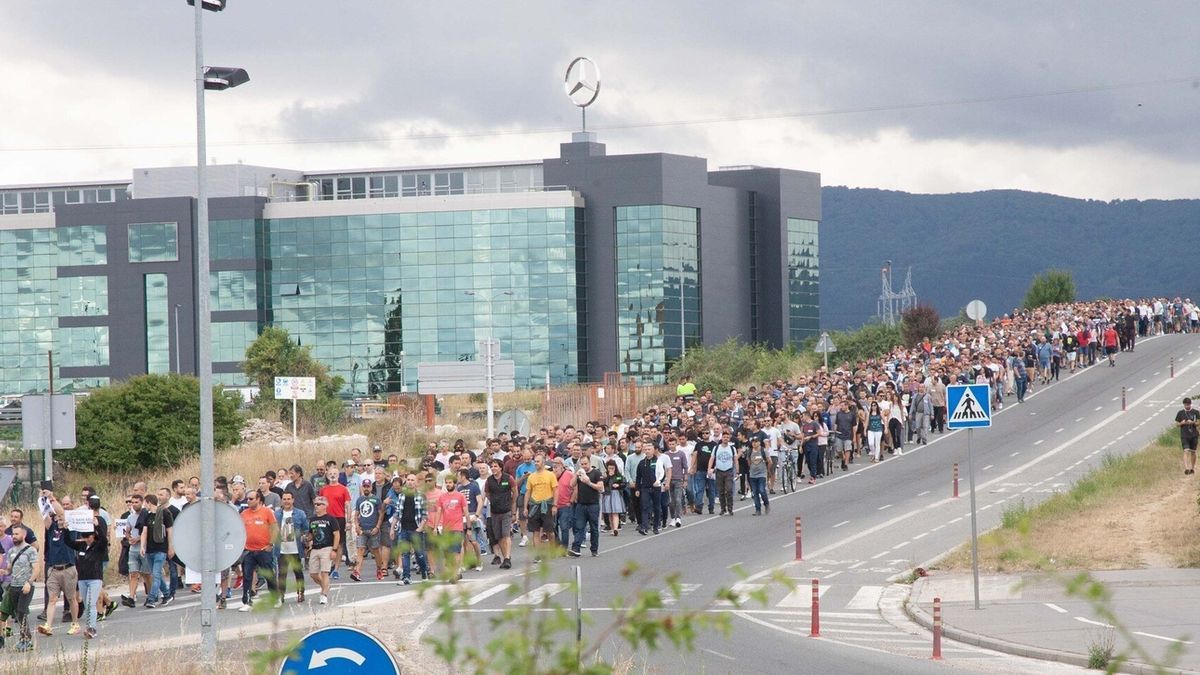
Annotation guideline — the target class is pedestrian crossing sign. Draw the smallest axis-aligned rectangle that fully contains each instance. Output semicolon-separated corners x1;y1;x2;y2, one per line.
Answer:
947;384;991;429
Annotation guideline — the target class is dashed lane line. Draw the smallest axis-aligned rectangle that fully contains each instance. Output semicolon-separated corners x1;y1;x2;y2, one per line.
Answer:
1044;602;1068;614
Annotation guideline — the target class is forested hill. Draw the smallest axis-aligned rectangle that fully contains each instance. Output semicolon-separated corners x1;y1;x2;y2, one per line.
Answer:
819;186;1200;329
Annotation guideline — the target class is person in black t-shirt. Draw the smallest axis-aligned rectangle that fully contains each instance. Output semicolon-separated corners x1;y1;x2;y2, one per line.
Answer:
691;438;715;514
1176;397;1199;475
306;497;338;606
568;457;603;557
484;461;516;569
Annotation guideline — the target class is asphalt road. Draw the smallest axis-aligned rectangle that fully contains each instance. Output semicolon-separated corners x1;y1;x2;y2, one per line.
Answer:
14;333;1200;674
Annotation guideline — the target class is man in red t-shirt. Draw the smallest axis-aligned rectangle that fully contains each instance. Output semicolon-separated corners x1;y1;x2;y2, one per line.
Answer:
318;469;352;577
1103;325;1120;367
435;486;467;582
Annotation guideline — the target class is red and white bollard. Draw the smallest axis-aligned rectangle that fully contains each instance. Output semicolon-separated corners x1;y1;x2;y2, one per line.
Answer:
952;463;959;499
1121;386;1127;412
794;516;803;561
809;578;821;638
931;596;943;660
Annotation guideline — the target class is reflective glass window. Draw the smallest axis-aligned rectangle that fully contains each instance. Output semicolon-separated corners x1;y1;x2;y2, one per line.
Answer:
128;222;178;263
59;275;108;316
786;218;820;344
144;273;170;373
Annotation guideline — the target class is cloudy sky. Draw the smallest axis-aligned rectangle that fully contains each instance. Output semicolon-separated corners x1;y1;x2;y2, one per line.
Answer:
2;1;1198;200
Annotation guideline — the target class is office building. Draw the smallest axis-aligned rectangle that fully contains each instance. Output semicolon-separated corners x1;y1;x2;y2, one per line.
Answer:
0;136;819;394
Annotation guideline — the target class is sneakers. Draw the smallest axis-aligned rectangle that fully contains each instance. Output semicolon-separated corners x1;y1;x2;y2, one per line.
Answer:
84;628;97;640
500;558;512;569
473;565;483;572
159;595;174;607
673;518;682;528
330;569;340;580
319;594;328;605
491;555;502;565
217;595;227;610
67;623;80;635
518;535;529;547
392;568;403;579
297;589;305;603
567;548;581;557
36;624;53;636
400;577;412;585
238;603;252;612
121;595;135;608
104;600;118;618
376;570;386;581
143;600;155;609
349;571;362;582
274;598;284;609
15;639;32;652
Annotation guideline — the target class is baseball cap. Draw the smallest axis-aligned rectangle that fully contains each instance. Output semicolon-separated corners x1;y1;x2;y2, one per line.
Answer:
362;477;373;486
231;475;246;485
345;459;357;466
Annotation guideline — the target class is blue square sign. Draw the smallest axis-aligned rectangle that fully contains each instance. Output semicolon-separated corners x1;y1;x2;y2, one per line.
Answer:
946;384;991;429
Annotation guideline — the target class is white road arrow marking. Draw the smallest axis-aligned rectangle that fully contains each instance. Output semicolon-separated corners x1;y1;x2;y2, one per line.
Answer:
309;647;367;669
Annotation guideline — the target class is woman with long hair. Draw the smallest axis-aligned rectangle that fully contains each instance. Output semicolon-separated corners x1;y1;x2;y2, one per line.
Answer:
866;401;885;463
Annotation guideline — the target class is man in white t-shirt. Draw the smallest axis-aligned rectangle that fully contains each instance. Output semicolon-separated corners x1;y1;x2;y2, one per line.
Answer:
168;479;188;512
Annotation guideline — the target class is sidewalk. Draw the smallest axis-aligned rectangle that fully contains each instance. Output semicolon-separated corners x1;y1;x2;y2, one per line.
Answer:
905;569;1200;674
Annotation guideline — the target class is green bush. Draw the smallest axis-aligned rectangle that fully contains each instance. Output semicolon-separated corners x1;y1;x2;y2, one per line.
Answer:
244;326;347;431
64;374;243;473
1023;269;1076;309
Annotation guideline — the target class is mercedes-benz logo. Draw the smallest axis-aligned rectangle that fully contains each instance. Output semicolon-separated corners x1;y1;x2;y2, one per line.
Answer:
564;57;601;108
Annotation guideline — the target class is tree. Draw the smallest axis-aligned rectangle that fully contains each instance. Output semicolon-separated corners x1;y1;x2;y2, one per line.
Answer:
243;326;346;431
1023;269;1076;309
65;374;242;473
900;303;941;347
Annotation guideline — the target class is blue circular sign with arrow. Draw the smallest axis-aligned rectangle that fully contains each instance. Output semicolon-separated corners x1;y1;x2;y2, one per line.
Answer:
279;626;400;675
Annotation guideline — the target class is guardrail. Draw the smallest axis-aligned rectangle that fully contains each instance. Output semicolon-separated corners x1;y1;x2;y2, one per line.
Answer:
0;409;20;428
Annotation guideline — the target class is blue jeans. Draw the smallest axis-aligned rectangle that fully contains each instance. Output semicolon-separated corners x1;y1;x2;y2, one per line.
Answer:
396;529;428;580
147;551;170;602
556;505;575;548
571;503;600;554
657;488;670;525
690;474;715;512
240;550;276;606
750;476;770;513
804;445;821;479
78;579;102;631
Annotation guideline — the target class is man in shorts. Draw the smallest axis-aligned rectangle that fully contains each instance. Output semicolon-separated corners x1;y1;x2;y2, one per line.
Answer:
307;497;338;606
350;478;385;581
1176;397;1199;475
484;461;515;569
523;458;558;563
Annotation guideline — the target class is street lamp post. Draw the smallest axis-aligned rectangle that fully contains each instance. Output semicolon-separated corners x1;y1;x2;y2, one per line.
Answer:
173;303;182;373
187;0;247;667
399;350;407;393
465;290;512;439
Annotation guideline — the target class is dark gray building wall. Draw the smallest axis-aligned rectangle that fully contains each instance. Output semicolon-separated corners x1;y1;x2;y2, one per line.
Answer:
53;195;264;383
709;168;822;347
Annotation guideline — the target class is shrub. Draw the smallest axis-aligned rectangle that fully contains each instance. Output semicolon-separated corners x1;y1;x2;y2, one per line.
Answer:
1023;269;1076;309
900;303;941;347
65;374;243;473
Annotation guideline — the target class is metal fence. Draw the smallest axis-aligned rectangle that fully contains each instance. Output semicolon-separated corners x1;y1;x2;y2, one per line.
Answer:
1;447;45;506
539;374;677;429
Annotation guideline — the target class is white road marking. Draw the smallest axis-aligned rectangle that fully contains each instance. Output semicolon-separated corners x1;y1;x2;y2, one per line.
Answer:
833;520;850;528
1074;417;1083;422
1034;439;1044;445
1132;631;1194;645
1043;602;1068;614
824;571;843;580
917;490;930;497
1055;427;1065;433
847;561;866;569
878;504;892;511
1074;616;1114;628
912;532;929;540
949;517;963;524
870;551;888;560
982;464;994;471
716;582;765;606
845;585;885;610
702;649;737;661
466;584;509;606
509;583;568;605
1095;406;1103;411
1141;378;1147;383
777;584;829;607
931;525;945;532
1010;451;1020;457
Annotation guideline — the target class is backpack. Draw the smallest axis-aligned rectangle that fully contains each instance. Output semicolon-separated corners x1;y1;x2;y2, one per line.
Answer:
151;508;168;544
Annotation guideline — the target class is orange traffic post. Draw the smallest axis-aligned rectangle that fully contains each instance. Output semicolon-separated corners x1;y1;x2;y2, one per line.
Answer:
931;596;943;660
809;578;821;638
794;516;803;561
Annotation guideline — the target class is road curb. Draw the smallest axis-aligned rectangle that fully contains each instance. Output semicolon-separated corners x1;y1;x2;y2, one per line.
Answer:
904;578;1199;675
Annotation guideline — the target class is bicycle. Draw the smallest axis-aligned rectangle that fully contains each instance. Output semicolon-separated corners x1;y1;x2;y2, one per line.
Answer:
777;448;797;494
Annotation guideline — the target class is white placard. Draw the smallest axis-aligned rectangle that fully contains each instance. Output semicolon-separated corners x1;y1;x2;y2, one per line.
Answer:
66;507;94;533
274;376;316;400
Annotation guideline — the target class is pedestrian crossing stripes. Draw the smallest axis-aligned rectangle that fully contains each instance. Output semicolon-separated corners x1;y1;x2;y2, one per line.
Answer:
775;583;829;607
509;583;568;605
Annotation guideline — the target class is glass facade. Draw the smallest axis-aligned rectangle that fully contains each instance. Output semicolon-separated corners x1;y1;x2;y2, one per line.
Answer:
212;321;258;363
0;185;128;215
262;206;583;394
128;222;178;263
211;270;257;311
786;218;820;344
210;219;256;260
312;165;543;201
0;227;108;393
615;205;701;384
58;275;108;316
144;273;170;373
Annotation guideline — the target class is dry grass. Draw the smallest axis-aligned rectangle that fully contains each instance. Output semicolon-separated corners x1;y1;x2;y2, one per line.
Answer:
936;428;1200;573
